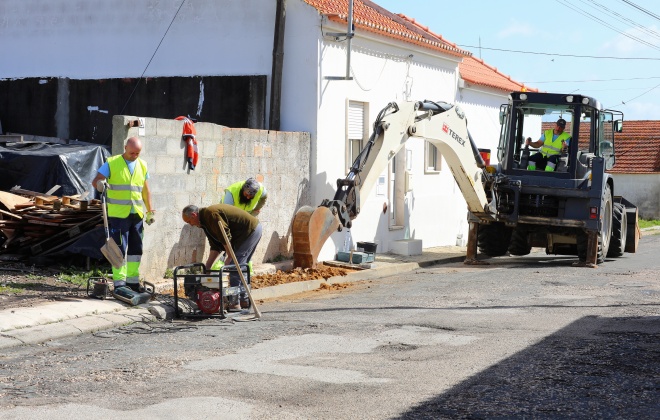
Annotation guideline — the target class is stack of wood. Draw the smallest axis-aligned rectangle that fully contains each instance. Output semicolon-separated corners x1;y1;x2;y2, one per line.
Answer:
0;187;102;260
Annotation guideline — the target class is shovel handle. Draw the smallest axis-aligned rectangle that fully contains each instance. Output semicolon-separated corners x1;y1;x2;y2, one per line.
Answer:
218;222;261;319
101;190;111;240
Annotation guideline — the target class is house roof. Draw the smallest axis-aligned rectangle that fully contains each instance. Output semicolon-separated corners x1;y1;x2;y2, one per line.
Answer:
609;120;660;174
541;120;660;174
303;0;533;93
458;56;537;93
303;0;470;57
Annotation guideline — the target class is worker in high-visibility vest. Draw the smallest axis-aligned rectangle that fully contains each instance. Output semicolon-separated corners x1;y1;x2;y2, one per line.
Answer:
526;118;571;172
92;137;155;294
222;178;268;216
211;178;267;273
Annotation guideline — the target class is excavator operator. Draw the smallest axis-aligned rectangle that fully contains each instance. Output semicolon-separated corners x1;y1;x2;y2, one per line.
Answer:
525;118;571;172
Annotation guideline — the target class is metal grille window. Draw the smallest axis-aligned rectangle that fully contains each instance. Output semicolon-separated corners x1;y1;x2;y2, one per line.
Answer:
347;101;366;172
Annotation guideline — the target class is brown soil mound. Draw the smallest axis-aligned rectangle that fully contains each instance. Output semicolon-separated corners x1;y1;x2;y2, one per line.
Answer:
251;264;356;289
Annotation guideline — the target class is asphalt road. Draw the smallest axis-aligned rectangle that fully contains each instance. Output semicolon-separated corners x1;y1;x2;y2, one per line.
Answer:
1;235;658;419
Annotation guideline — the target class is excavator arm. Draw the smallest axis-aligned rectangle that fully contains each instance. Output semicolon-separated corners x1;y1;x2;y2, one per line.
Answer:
292;100;494;268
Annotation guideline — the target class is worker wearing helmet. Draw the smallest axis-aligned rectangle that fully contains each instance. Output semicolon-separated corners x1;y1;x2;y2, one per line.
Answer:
525;118;571;172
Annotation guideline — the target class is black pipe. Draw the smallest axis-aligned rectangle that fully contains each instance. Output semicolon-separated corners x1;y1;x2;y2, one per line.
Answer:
269;0;286;130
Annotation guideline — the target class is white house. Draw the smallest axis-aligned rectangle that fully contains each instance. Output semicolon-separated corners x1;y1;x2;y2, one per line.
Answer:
0;0;533;263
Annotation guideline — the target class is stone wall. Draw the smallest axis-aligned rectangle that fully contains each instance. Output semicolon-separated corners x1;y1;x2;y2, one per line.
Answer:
111;115;311;282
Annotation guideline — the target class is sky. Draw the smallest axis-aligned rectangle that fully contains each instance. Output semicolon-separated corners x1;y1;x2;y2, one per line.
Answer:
373;0;660;121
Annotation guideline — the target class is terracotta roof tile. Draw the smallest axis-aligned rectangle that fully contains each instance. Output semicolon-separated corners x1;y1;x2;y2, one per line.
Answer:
458;56;537;93
541;120;660;174
303;0;470;57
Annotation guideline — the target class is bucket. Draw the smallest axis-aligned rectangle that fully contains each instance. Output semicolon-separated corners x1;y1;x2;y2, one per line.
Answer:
478;148;491;166
356;241;378;253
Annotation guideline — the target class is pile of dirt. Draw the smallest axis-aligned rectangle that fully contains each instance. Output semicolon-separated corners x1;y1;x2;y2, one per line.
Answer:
251;264;357;289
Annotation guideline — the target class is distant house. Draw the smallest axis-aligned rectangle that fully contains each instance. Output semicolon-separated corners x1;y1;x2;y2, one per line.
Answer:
608;120;660;219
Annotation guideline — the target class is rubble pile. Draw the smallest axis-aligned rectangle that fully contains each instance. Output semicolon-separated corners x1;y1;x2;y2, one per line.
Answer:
0;188;102;260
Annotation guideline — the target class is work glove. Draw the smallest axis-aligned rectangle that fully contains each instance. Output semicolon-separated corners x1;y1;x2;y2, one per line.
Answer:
145;211;155;225
96;180;109;193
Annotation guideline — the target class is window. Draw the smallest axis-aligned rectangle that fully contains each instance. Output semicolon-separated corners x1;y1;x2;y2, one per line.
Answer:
347;101;367;172
425;141;441;172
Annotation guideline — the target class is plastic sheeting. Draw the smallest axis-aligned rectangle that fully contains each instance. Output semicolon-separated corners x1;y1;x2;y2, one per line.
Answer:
0;140;110;197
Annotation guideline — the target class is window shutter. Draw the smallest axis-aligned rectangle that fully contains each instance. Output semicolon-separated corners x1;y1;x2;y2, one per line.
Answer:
348;101;364;139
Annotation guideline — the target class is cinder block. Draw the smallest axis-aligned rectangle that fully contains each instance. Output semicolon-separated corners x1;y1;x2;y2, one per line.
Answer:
389;239;423;256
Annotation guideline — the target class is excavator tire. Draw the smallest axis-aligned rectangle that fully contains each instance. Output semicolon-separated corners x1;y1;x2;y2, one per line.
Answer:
607;202;627;258
577;184;613;264
477;222;513;257
508;227;531;256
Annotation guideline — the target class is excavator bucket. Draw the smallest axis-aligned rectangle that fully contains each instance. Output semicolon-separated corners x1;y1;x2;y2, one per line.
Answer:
292;205;340;268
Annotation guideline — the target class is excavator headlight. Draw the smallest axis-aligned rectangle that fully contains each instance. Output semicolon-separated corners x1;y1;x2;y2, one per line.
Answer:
519;93;528;101
566;95;574;103
582;97;590;105
454;106;465;119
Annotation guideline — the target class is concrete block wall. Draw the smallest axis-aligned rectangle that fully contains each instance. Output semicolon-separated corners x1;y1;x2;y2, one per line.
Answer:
112;115;311;282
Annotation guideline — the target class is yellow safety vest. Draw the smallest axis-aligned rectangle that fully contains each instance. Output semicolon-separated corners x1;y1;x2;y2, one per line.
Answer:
106;155;147;219
224;181;263;213
541;129;570;157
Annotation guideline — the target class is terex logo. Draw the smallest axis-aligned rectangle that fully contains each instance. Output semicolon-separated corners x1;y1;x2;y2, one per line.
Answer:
444;124;466;146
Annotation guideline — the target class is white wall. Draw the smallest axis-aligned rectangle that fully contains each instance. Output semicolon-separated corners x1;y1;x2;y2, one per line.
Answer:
0;0;277;79
611;174;660;219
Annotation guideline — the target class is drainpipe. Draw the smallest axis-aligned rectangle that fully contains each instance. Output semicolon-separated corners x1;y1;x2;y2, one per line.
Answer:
269;0;286;131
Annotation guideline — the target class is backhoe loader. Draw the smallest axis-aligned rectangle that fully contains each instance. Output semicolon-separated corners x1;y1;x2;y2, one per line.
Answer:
292;92;639;269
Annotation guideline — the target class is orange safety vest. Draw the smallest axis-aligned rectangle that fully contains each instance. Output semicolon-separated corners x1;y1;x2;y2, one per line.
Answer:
176;116;198;170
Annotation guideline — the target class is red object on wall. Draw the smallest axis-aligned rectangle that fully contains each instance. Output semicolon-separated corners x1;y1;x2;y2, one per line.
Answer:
176;116;198;170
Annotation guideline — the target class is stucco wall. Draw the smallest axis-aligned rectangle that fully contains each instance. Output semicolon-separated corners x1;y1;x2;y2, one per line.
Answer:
111;115;311;282
611;174;660;219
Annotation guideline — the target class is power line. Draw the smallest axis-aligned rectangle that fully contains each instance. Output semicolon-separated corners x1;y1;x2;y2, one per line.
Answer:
456;44;660;60
620;0;660;21
117;0;187;115
555;0;660;52
618;81;660;105
583;0;660;40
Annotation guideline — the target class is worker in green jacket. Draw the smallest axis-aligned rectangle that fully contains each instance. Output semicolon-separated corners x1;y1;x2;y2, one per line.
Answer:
182;203;262;311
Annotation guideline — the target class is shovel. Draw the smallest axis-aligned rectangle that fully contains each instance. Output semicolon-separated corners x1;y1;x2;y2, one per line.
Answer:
100;188;124;269
218;222;261;320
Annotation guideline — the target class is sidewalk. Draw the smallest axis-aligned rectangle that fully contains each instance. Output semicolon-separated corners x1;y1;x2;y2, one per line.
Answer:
0;245;467;350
